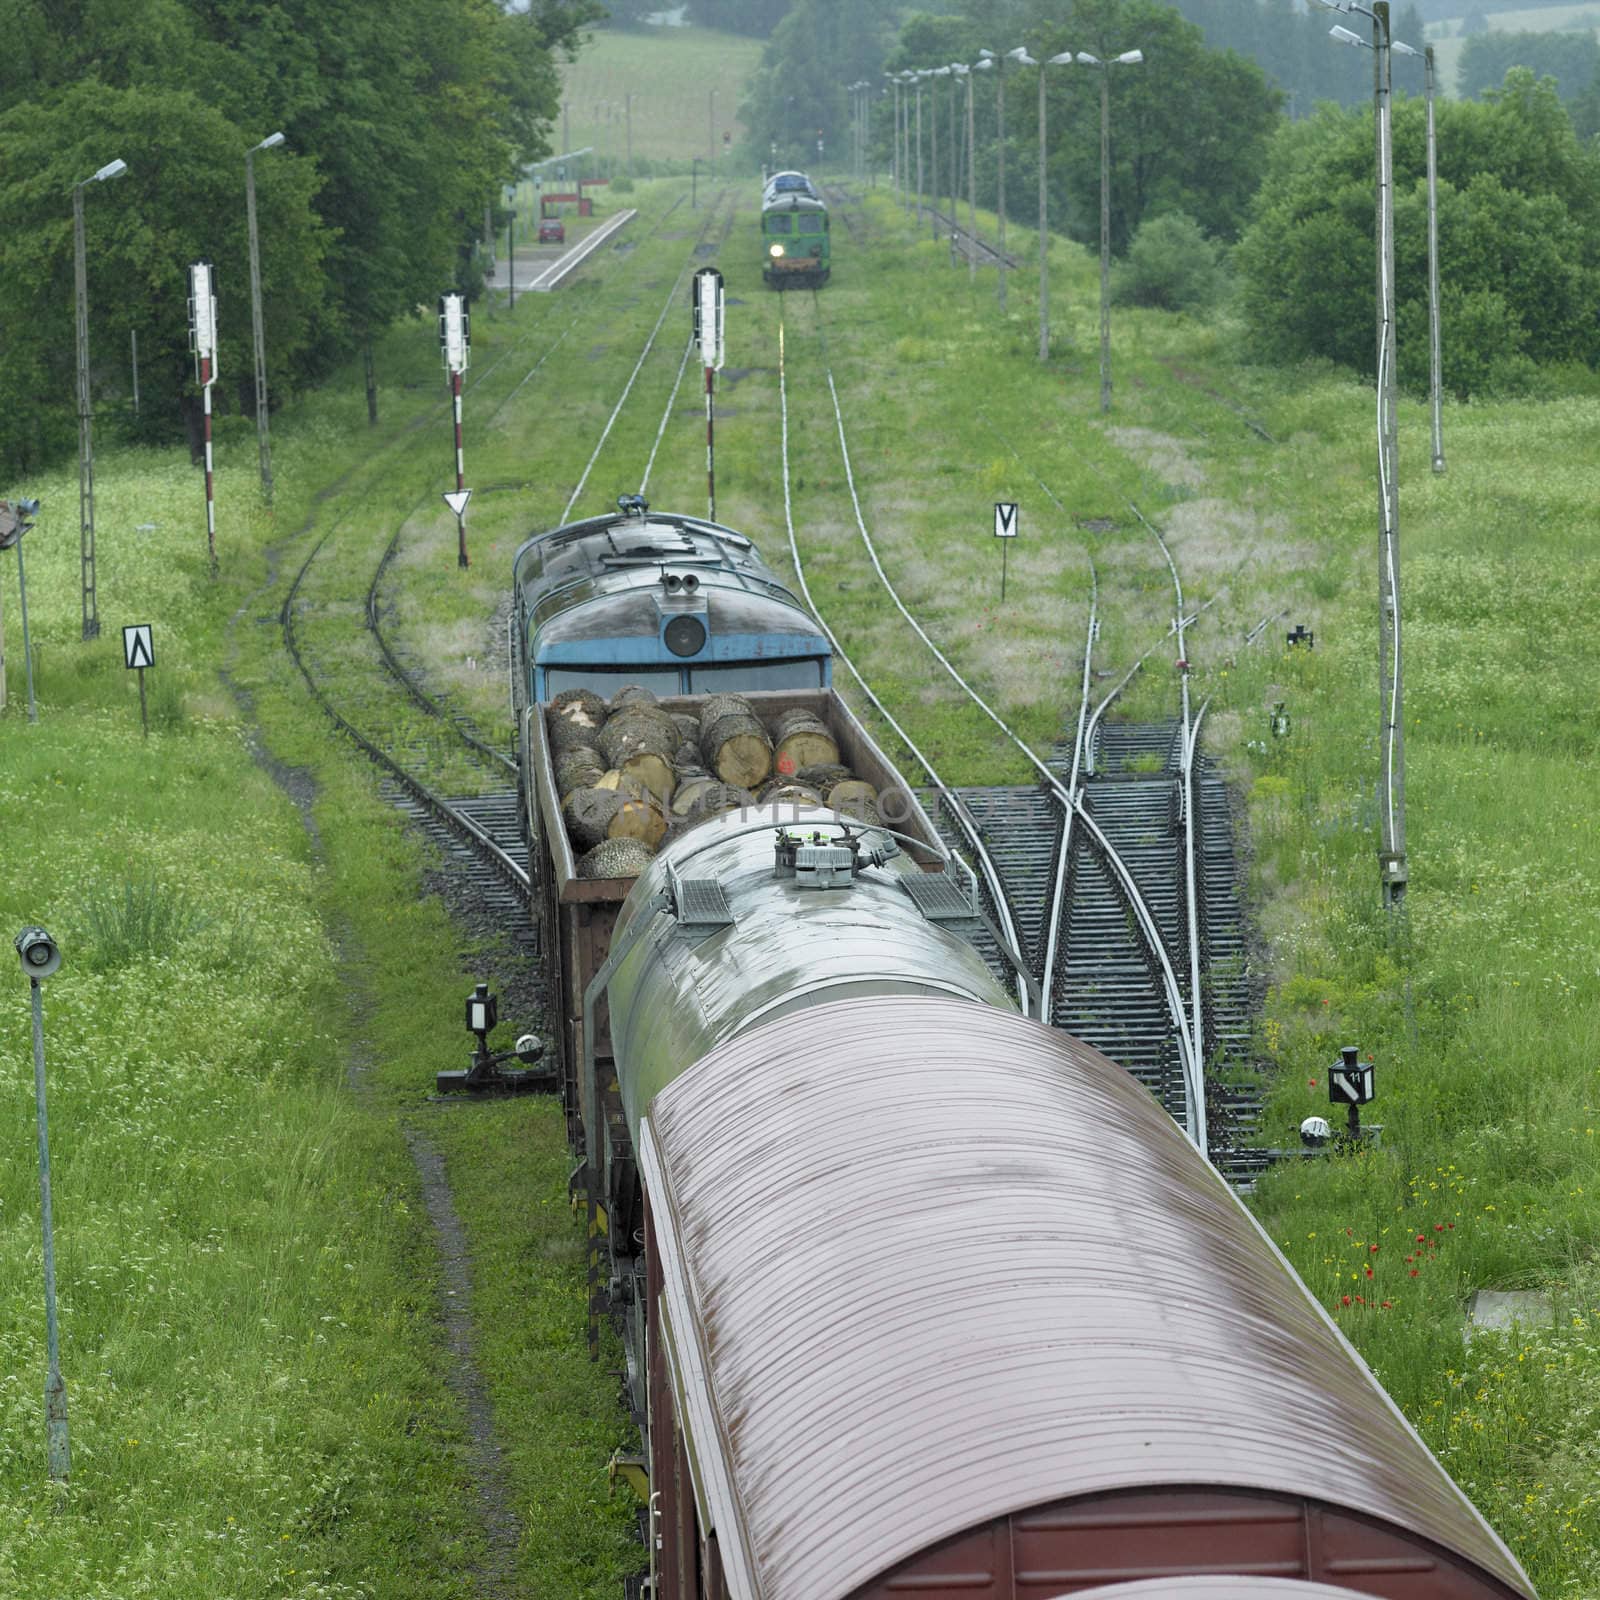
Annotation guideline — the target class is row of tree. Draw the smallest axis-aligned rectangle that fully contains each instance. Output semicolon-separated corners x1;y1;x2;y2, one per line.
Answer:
739;0;1600;396
0;0;599;478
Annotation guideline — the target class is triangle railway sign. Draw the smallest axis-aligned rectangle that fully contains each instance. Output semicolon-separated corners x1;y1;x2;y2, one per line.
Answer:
443;489;472;518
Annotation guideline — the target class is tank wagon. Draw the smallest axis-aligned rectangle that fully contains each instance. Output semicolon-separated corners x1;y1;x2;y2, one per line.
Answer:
761;179;830;288
510;498;830;705
633;995;1537;1600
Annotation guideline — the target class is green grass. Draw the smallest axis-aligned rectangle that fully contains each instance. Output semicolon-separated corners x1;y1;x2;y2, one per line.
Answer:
557;25;765;165
5;168;1599;1597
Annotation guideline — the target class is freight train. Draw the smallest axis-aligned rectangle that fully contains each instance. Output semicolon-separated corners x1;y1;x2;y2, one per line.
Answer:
509;512;1536;1600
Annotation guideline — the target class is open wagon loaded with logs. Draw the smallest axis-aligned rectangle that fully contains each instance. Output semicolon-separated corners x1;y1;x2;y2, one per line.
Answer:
519;682;958;1150
547;685;890;880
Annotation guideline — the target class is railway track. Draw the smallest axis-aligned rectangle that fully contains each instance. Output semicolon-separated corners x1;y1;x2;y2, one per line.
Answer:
778;277;1277;1170
279;190;740;959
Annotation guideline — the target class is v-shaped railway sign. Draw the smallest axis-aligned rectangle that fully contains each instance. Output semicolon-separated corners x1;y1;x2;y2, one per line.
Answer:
122;624;154;671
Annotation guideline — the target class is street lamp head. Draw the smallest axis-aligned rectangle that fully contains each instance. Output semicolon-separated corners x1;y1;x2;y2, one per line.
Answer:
978;48;996;58
971;58;992;71
256;131;287;151
15;927;62;981
1048;51;1077;65
1075;51;1102;65
0;499;38;551
91;158;128;184
1329;24;1368;47
1115;49;1145;64
1008;47;1037;65
1391;37;1421;55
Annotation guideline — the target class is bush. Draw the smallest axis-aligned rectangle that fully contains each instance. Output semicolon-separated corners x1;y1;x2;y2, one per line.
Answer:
1111;212;1228;315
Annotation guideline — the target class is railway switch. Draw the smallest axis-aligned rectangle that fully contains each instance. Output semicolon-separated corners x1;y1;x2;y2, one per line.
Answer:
1328;1043;1377;1142
436;981;554;1094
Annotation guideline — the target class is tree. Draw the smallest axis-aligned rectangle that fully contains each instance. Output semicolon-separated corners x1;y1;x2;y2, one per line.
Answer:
0;80;331;474
1457;29;1600;102
737;0;896;169
0;0;593;475
1016;0;1283;251
1234;70;1600;397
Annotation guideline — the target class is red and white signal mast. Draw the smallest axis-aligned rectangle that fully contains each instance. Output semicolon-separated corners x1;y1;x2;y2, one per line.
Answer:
188;261;219;572
692;267;725;522
439;293;472;568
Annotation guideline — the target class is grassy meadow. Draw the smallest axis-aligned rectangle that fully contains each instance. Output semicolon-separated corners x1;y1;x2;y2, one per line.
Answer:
556;25;764;165
3;158;1599;1599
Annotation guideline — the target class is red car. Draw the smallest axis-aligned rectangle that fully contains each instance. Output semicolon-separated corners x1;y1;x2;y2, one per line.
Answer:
538;218;565;244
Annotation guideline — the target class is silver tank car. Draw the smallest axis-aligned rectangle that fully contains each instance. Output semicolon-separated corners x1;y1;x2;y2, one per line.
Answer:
604;804;1013;1141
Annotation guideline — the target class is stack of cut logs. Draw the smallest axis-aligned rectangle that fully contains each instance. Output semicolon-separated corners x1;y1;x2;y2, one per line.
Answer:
548;685;884;879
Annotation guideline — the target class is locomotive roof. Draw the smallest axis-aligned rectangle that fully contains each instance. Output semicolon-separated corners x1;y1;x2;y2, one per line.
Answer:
640;998;1533;1600
761;192;827;216
764;169;817;196
513;510;822;646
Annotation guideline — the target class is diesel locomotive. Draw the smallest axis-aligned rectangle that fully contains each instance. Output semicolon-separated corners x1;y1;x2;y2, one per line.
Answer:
760;171;830;288
510;498;830;703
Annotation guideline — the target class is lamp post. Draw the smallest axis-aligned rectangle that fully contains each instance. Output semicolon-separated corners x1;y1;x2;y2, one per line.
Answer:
72;156;127;642
691;155;701;210
1033;51;1076;361
949;65;964;260
709;87;717;165
1075;51;1143;413
1398;41;1444;474
886;75;901;196
921;72;934;230
1322;0;1407;906
927;70;943;240
245;132;285;507
15;926;70;1482
973;55;993;285
953;64;979;278
0;499;39;722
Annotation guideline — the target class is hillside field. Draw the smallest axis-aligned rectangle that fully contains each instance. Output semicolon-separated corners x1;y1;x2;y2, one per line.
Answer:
557;24;765;165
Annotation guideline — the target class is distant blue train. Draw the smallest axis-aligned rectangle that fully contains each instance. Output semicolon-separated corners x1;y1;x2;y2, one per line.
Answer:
510;497;832;703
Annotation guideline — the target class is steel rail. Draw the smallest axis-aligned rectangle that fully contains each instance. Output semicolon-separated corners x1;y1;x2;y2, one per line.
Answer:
562;189;735;522
283;191;718;908
776;311;1035;1015
812;316;1205;1146
282;529;530;897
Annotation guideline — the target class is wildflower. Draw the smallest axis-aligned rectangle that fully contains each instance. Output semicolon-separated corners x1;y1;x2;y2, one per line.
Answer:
1410;1269;1420;1277
1365;1267;1374;1278
1434;1223;1444;1231
1381;1300;1393;1309
1416;1234;1426;1243
1342;1295;1352;1306
1369;1243;1380;1253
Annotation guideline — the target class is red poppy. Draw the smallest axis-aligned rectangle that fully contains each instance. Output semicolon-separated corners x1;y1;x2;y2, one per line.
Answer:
1380;1301;1393;1309
1355;1295;1365;1304
1416;1234;1426;1242
1369;1243;1380;1253
1308;1079;1317;1087
1341;1295;1352;1306
1364;1267;1374;1277
1409;1269;1419;1277
1448;1222;1455;1230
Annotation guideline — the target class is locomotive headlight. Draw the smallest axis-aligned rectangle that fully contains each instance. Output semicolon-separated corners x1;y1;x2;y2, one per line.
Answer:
664;614;708;657
768;243;784;258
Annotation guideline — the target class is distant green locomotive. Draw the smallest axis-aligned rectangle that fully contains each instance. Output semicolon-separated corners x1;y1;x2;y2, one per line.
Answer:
761;171;830;288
